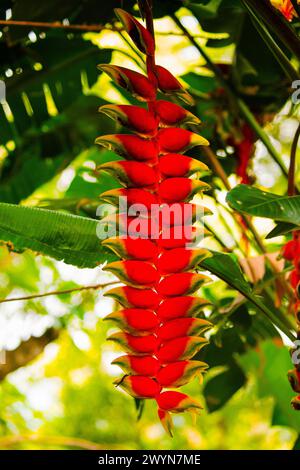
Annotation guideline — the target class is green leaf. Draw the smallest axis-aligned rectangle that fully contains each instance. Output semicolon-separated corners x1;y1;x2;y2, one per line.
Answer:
0;203;117;268
201;251;252;295
188;0;223;19
203;362;246;412
266;222;300;239
239;341;300;431
226;185;300;225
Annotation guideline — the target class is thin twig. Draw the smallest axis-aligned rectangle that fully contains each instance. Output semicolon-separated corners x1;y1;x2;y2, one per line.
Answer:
0;19;224;39
288;122;300;196
0;19;120;32
0;282;117;304
0;434;121;450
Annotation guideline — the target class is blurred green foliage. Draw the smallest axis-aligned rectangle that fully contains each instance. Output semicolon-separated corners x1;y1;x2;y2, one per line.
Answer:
0;0;299;450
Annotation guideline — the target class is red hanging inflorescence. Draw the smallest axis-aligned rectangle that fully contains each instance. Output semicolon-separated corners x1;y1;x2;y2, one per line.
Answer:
282;231;300;410
96;7;213;435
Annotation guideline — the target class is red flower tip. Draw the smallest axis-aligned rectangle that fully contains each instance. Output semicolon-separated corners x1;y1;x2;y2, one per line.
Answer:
282;240;297;261
99;104;158;136
158;128;209;154
157;248;211;274
291;395;300;410
103;260;159;287
155;65;194;105
157;296;211;321
104;308;159;333
98;65;156;101
100;188;158;209
157;360;208;387
114;9;155;56
104;286;160;309
98;160;157;188
290;270;300;289
115;375;161;398
156;391;203;413
107;331;158;354
102;237;158;261
159;154;209;178
112;354;160;376
159;177;210;203
158;408;174;437
158;317;212;342
153;100;200;127
157;272;211;297
288;369;300;393
95;134;158;161
157;336;209;363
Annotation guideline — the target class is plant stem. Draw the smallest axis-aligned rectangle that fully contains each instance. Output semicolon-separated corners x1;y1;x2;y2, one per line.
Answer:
288;122;300;196
171;13;288;177
0;281;117;304
243;1;299;81
0;19;121;32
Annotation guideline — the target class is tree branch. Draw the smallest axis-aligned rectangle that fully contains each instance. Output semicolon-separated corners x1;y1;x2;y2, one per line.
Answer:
0;281;117;304
0;328;59;380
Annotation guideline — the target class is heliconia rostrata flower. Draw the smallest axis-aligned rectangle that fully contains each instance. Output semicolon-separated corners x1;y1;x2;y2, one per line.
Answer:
96;8;213;435
282;231;300;410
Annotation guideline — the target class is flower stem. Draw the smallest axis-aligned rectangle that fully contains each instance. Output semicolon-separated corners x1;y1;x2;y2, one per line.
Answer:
288;122;300;196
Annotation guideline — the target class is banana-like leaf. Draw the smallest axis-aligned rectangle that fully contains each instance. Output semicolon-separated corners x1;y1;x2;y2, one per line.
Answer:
226;185;300;226
0;203;116;268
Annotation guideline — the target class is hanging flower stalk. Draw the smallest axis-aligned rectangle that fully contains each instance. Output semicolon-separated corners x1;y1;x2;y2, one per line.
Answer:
96;5;213;435
282;231;300;409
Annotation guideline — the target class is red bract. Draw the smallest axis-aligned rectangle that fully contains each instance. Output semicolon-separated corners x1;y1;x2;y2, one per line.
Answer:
155;65;194;105
157;360;207;387
157;296;210;321
98;65;156;101
96;134;158;161
116;375;161;398
99;161;157;188
153;100;200;126
282;230;300;409
115;9;155;56
157;336;208;363
108;332;158;354
159;178;210;203
159;154;209;178
100;104;158;136
103;237;158;261
158;128;209;154
97;7;213;434
112;354;160;376
104;308;159;333
156;391;203;412
157;272;210;296
157;248;211;274
104;260;159;287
